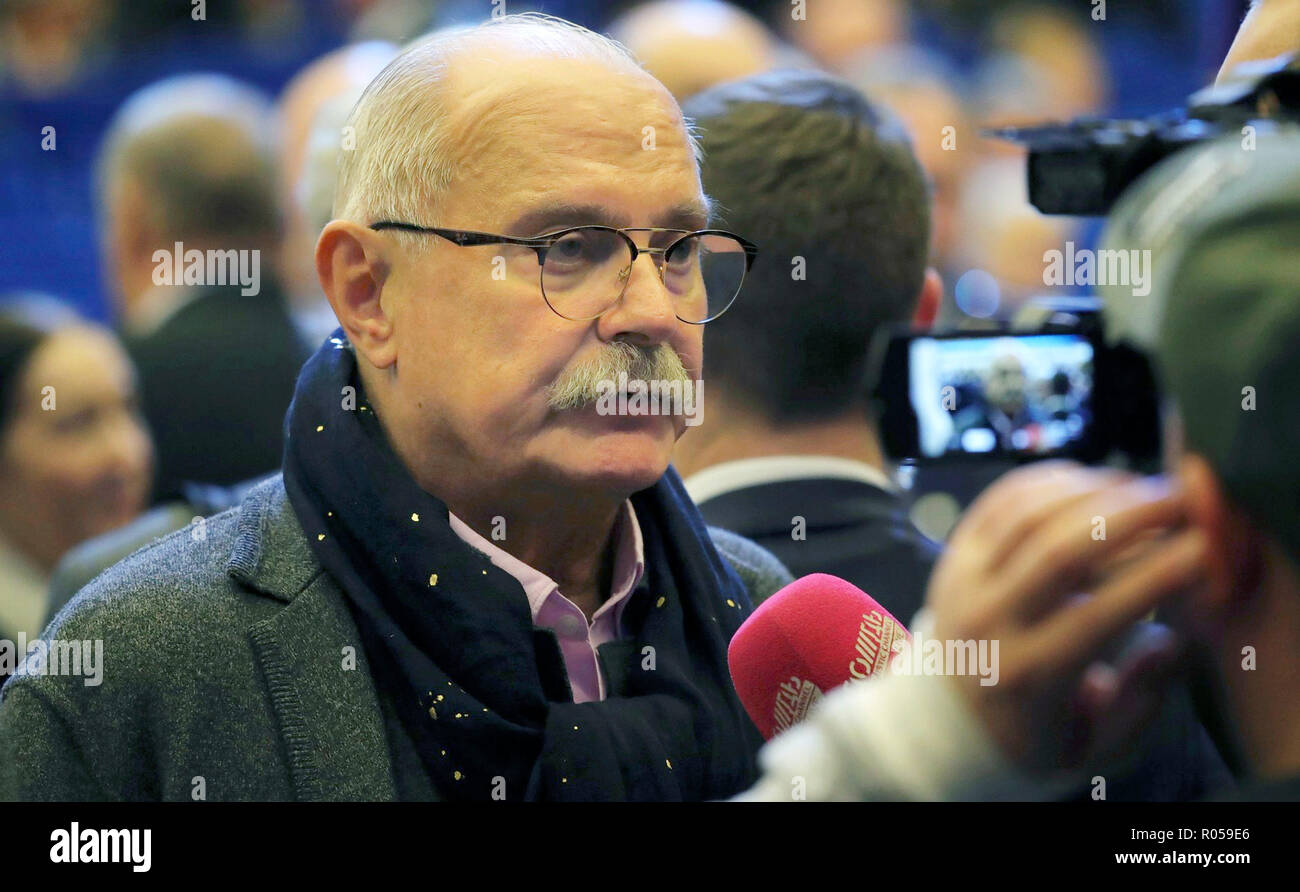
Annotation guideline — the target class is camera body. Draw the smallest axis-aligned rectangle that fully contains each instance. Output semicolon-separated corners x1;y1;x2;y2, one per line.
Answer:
867;304;1161;469
986;53;1300;216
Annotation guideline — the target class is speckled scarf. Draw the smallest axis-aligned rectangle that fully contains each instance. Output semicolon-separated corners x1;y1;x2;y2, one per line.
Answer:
282;330;762;800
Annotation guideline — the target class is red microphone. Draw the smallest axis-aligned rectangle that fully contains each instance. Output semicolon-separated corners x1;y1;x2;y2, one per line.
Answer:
727;573;911;740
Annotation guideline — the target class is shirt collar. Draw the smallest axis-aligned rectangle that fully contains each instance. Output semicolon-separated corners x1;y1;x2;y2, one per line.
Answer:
446;501;645;621
682;455;897;505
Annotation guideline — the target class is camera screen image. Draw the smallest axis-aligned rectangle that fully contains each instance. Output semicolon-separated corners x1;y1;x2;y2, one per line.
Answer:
910;334;1095;458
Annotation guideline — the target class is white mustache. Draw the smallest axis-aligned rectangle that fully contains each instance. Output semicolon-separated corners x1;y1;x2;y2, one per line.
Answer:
546;342;693;410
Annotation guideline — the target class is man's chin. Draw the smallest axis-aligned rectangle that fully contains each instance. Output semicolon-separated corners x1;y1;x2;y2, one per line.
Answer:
544;411;678;495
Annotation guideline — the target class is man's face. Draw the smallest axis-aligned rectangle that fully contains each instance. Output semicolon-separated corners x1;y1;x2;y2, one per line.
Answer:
379;57;707;500
985;354;1026;415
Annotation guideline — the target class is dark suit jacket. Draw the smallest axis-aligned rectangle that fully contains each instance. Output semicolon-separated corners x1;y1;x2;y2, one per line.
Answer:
124;281;311;503
694;476;941;625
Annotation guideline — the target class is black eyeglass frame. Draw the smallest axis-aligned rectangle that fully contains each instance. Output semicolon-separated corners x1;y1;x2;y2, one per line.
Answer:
368;220;758;324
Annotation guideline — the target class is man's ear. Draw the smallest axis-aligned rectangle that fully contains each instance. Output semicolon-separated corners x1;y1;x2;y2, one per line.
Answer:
1179;452;1265;610
911;267;943;329
316;220;398;369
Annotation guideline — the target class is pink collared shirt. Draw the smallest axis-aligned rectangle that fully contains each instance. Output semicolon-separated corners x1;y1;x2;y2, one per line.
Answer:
447;503;645;704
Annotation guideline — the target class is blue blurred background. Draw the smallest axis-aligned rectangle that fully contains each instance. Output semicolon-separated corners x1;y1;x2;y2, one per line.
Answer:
0;0;1248;323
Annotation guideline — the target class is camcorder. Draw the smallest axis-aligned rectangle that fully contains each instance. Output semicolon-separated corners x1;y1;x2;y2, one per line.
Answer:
868;301;1160;469
868;54;1300;471
986;52;1300;217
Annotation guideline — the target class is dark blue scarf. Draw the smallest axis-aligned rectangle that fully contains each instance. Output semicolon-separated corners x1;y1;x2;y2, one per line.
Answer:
282;331;762;800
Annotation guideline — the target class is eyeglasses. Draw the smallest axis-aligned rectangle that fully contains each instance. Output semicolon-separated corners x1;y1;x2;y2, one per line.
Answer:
369;221;758;324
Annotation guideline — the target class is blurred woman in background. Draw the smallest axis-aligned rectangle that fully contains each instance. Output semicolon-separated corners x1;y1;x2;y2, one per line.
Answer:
0;297;153;644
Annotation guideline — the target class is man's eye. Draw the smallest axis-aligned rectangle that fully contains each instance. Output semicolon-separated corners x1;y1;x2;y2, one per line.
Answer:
666;236;700;268
554;235;588;260
549;231;620;266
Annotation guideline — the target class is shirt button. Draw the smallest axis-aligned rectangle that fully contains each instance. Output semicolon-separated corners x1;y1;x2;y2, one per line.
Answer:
556;615;587;639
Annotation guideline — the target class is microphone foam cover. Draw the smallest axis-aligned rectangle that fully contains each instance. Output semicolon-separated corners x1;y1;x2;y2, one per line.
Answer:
727;573;910;740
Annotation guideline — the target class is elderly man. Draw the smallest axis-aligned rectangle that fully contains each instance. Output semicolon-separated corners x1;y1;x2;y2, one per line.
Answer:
0;14;789;802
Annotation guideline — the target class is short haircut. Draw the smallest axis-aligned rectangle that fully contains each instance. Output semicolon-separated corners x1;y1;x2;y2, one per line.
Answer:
98;74;280;245
333;13;670;246
684;69;931;422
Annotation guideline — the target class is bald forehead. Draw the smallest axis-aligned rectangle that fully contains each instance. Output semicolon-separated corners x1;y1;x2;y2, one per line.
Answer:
437;51;705;229
443;50;683;150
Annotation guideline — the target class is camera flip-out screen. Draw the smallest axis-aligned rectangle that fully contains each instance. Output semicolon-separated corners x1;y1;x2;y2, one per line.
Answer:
911;333;1094;458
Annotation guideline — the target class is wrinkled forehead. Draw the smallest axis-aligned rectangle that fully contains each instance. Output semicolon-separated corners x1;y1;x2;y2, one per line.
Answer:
439;54;707;231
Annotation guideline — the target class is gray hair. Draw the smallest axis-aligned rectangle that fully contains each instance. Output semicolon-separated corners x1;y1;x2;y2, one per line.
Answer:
333;13;688;242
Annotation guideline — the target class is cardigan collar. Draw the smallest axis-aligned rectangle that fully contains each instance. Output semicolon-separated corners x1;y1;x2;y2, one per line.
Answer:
226;473;322;604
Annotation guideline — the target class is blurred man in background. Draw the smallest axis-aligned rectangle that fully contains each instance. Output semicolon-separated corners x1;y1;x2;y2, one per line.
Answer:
979;6;1109;123
675;70;941;625
609;0;784;101
0;0;111;97
842;46;971;290
98;74;310;502
779;0;906;72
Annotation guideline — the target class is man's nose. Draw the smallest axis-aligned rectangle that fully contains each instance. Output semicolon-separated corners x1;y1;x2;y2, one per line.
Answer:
597;251;679;345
